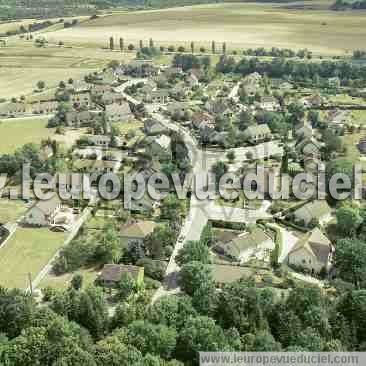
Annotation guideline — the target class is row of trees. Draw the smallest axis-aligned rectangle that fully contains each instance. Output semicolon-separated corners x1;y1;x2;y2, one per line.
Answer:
216;55;366;86
108;37;228;54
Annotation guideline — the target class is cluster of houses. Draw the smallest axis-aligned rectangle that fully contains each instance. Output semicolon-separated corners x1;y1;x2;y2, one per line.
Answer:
13;56;358;288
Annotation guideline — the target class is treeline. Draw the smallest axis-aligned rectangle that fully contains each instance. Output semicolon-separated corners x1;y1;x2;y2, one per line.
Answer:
0;0;222;20
0;19;54;37
0;276;365;365
0;0;96;21
331;0;366;10
216;55;366;85
243;47;312;59
353;49;366;59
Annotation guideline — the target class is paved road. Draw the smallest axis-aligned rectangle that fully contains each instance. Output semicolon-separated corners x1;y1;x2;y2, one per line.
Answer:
228;81;240;101
29;162;120;292
118;79;281;303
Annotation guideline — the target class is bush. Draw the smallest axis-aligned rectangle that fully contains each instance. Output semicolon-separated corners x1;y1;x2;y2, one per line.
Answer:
144;277;161;290
42;286;57;302
137;258;166;281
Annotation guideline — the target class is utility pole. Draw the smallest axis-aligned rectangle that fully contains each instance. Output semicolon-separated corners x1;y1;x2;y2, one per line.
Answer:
28;272;33;295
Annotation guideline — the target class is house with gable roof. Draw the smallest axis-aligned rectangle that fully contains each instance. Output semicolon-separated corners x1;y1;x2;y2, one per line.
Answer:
24;195;62;227
288;228;334;274
120;220;157;245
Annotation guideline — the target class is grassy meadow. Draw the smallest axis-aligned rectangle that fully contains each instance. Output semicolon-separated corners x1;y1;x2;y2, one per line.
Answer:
40;266;99;290
42;2;366;55
0;117;55;154
0;228;65;289
0;200;28;224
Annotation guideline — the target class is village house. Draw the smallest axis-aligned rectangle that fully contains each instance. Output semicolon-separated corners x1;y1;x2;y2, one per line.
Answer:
185;73;199;87
213;227;275;263
205;99;232;117
288;228;334;274
24;195;62;227
328;109;350;129
303;154;324;174
144;118;169;136
210;264;252;287
259;96;280;112
105;102;133;122
302;94;325;108
30;100;58;114
75;159;119;174
0;100;59;117
170;84;189;101
192;112;216;130
358;137;366;155
100;91;124;106
70;92;91;108
120;220;157;245
65;110;100;127
242;72;262;96
200;128;227;146
129;194;156;215
113;65;126;78
97;264;144;289
144;89;170;104
146;134;172;161
72;80;91;93
0;102;27;117
93;70;116;85
138;158;162;180
243;124;272;144
86;134;112;147
188;68;205;81
293;200;332;227
126;59;157;77
90;84;114;97
163;66;183;78
141;80;157;94
167;101;190;117
295;120;313;139
296;138;322;158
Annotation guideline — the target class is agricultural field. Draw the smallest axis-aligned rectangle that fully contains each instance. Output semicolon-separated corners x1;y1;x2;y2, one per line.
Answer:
0;227;65;289
0;43;135;99
42;2;366;55
0;117;55;154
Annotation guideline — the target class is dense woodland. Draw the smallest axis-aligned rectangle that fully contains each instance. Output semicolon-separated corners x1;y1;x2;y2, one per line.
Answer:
0;262;366;365
331;0;366;10
0;0;221;20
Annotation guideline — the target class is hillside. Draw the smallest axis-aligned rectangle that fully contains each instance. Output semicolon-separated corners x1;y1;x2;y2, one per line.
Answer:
43;2;366;55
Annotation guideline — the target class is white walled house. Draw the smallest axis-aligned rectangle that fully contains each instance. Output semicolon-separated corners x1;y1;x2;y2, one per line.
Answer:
293;200;331;227
24;195;62;227
288;228;334;274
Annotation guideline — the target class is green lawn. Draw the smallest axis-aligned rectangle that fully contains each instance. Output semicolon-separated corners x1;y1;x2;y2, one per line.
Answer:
343;133;362;163
216;191;262;210
40;266;99;290
0;200;28;224
351;110;366;126
329;94;366;106
85;215;117;230
0;228;65;289
0;117;55;154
